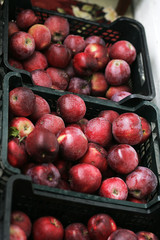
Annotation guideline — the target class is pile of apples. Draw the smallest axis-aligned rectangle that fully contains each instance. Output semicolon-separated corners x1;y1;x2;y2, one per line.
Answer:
10;210;159;239
8;8;136;102
8;85;158;204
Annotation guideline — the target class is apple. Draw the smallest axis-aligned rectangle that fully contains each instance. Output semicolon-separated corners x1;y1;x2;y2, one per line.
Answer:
139;116;152;144
67;77;91;95
111;91;131;102
8;137;28;168
105;59;131;86
35;113;65;136
32;216;64;240
8;21;19;38
109;40;137;65
9;117;34;138
63;34;86;55
65;223;90;240
45;43;71;69
9;87;35;117
56;179;71;190
99;177;128;200
69;163;102;193
29;94;51;122
73;52;98;77
28;24;51;50
46;67;69;90
11;211;32;237
8;57;24;69
84;43;109;70
126;166;158;199
136;231;159;240
98;110;119;123
25;127;59;163
31;69;52;88
9;31;35;60
57;126;88;161
26;163;61;187
44;15;70;42
84;117;112;147
87;213;117;240
54;157;71;181
79;142;108;174
107;144;139;175
106;85;132;99
112;112;143;145
64;59;76;78
108;228;138;240
85;35;105;46
90;72;108;97
77;118;88;133
10;224;27;240
16;9;38;30
56;94;86;123
127;197;147;204
23;51;48;72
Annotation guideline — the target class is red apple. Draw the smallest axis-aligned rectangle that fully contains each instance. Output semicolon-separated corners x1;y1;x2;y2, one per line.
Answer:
98;110;119;123
136;231;159;240
90;72;108;96
54;157;71;181
105;59;131;85
9;117;34;138
84;43;109;70
46;67;69;90
8;21;19;38
85;35;105;46
9;87;35;117
29;94;51;122
73;52;98;77
139;116;152;143
106;85;132;99
10;224;27;240
87;213;117;240
111;91;131;102
64;34;86;55
35;113;65;136
8;57;24;69
127;197;147;204
108;228;138;240
23;51;48;72
26;163;61;187
31;69;52;88
109;40;136;65
28;24;51;50
77;118;88;133
107;144;139;175
64;59;76;78
84;117;112;147
45;43;71;69
44;15;70;42
9;31;35;60
16;9;38;30
57;126;88;161
79;142;108;174
56;94;86;123
112;112;143;145
69;163;102;193
65;223;90;240
99;177;128;200
126;166;158;199
25;127;59;163
11;211;32;237
8;137;28;168
32;216;64;240
56;179;71;190
67;77;91;95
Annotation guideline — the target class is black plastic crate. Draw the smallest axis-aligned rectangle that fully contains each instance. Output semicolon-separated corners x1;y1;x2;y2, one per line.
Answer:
1;71;160;223
1;0;155;106
1;174;160;240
